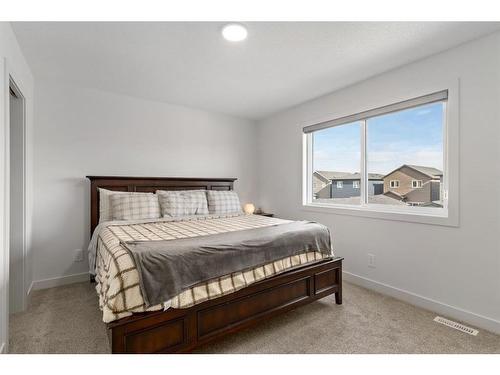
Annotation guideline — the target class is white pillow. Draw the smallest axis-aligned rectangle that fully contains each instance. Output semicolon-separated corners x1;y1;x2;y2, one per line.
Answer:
110;193;161;221
206;190;242;214
98;188;150;223
156;190;209;217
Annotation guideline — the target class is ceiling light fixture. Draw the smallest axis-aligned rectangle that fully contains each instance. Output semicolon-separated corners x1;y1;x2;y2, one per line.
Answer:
221;23;248;42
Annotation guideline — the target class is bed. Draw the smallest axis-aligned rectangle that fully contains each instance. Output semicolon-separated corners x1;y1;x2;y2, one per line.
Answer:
87;176;343;353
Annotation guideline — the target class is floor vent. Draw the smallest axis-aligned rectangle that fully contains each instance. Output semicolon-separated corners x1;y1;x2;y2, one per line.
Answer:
433;316;478;336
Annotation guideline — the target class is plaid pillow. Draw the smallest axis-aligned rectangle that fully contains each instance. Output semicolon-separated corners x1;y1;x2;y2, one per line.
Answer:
110;193;161;220
98;188;149;223
206;190;242;214
156;190;209;217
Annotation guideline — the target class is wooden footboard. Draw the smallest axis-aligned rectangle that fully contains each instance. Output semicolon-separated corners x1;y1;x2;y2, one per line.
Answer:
107;257;343;353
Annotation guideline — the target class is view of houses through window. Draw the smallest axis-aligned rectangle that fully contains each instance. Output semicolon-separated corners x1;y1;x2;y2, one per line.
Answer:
312;121;361;205
310;99;445;208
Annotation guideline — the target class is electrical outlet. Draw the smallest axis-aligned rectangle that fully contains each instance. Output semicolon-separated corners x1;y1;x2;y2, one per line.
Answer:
368;253;376;268
74;249;84;262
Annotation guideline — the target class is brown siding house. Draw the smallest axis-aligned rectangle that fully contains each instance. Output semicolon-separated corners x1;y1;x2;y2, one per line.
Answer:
383;165;443;205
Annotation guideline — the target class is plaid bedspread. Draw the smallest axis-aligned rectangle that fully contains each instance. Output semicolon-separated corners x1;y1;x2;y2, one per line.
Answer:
94;214;332;323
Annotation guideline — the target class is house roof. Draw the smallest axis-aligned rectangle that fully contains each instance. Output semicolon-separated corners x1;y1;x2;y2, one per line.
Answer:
367;173;385;180
314;194;406;205
384;190;405;199
315;164;442;181
314;171;384;181
383;164;443;179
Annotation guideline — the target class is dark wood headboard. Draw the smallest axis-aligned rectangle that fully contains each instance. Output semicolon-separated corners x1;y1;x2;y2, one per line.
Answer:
86;176;237;234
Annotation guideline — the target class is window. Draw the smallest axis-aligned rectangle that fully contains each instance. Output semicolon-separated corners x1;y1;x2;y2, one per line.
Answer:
412;180;423;188
310;121;361;205
304;90;448;217
390;180;400;188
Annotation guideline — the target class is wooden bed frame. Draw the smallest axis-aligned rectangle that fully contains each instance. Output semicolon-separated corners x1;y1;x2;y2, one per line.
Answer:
87;176;343;353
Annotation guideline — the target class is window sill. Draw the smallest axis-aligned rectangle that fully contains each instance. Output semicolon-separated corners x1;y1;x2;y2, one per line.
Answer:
302;202;458;227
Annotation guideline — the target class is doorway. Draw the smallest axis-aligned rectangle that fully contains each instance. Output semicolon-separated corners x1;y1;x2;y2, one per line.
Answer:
9;78;26;314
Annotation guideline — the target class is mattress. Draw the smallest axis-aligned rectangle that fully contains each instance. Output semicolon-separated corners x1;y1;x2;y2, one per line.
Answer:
93;214;332;323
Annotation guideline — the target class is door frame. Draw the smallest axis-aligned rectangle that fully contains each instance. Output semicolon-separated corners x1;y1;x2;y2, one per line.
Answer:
7;76;27;313
1;57;29;353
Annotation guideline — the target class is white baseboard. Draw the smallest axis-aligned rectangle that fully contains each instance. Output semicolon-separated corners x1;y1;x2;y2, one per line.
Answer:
30;272;89;292
27;280;33;296
343;271;500;335
0;342;5;354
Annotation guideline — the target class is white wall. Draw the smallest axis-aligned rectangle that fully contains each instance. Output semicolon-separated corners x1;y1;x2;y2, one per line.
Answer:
257;32;500;332
0;22;34;353
32;80;258;283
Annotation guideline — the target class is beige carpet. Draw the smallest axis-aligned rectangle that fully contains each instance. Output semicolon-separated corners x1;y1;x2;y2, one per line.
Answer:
8;281;500;354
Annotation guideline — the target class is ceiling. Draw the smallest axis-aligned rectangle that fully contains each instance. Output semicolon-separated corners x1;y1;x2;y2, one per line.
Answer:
12;22;500;120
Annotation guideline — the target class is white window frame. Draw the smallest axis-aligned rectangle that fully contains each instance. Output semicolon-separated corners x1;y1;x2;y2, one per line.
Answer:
336;181;343;189
353;180;360;189
302;84;459;227
412;180;423;188
390;180;400;188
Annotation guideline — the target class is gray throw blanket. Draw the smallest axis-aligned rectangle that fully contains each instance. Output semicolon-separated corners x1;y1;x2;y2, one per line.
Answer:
121;221;332;307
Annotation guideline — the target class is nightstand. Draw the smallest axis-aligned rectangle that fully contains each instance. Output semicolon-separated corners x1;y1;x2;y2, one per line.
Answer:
255;212;274;217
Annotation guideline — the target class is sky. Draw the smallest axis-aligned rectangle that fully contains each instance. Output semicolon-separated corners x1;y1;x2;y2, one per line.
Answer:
312;102;444;175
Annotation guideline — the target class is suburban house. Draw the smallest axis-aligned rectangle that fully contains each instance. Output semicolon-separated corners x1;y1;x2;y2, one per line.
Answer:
314;164;443;206
313;171;384;199
382;164;443;206
313;171;334;198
